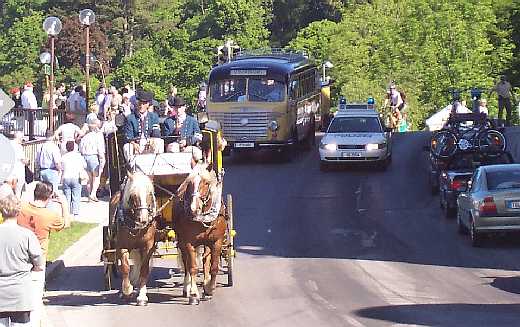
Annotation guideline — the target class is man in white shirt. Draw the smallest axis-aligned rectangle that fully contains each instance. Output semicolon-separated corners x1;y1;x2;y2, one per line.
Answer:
21;82;38;109
490;75;515;125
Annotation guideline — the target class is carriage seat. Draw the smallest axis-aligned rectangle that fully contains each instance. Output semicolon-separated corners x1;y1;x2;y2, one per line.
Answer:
133;152;193;176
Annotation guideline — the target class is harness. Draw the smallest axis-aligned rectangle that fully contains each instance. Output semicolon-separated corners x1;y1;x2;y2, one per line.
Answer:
116;178;177;236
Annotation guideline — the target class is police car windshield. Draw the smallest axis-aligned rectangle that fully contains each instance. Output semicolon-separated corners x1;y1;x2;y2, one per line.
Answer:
328;117;382;133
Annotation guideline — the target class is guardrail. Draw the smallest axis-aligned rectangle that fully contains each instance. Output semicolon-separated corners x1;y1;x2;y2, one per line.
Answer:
1;108;67;140
21;139;46;179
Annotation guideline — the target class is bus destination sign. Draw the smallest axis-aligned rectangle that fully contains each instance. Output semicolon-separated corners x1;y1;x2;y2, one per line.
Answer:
230;69;267;76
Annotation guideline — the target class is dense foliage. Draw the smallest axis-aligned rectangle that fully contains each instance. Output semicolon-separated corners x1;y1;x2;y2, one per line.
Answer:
0;0;518;128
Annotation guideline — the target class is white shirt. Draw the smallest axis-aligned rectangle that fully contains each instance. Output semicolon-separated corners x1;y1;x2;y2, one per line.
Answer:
479;106;489;115
61;151;87;180
494;81;512;98
21;88;38;109
56;123;81;142
79;131;105;157
388;90;403;107
11;140;25;180
37;141;61;170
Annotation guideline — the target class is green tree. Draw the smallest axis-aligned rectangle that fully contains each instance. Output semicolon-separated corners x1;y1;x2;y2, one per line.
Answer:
0;12;46;89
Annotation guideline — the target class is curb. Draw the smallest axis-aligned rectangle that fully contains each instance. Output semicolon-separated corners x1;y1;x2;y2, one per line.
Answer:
45;223;104;282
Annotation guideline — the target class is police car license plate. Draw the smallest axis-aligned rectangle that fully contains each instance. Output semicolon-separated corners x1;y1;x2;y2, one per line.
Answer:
342;151;362;158
234;142;254;148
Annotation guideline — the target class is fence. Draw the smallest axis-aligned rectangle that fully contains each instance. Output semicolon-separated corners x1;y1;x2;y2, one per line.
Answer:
1;108;67;140
21;139;47;178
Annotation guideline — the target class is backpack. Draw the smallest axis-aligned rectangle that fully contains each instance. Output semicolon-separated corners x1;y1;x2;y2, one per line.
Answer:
399;91;407;104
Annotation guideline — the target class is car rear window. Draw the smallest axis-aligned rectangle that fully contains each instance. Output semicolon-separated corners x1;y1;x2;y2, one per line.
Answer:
486;170;520;190
328;117;382;133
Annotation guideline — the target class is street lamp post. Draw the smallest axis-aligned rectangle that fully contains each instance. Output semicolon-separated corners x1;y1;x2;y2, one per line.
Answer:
38;51;52;140
79;9;95;109
43;16;62;132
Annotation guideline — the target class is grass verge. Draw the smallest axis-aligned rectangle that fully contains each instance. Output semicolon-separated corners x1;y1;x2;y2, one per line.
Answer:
47;222;97;262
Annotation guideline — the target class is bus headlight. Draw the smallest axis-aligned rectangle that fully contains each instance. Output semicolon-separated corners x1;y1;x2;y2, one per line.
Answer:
320;143;337;151
269;120;279;131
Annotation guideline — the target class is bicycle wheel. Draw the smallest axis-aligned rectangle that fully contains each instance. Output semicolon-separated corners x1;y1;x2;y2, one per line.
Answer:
430;130;458;159
477;129;506;156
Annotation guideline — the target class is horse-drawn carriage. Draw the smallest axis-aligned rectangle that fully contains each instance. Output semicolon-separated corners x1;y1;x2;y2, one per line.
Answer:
101;123;235;305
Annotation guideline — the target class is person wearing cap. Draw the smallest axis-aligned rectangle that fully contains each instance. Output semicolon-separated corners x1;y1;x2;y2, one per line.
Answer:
123;90;160;159
163;97;201;149
21;82;38;110
79;117;105;202
10;87;22;108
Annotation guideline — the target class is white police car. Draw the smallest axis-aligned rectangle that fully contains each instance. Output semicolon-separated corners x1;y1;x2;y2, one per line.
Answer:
319;97;392;170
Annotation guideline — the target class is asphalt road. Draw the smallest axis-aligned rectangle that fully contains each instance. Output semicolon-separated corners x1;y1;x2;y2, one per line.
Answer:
46;131;520;327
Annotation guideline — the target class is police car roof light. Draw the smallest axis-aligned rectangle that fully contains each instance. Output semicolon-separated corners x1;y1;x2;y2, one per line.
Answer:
367;97;375;105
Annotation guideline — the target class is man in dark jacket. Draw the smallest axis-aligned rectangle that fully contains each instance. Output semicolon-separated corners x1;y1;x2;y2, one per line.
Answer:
123;90;161;161
163;97;202;148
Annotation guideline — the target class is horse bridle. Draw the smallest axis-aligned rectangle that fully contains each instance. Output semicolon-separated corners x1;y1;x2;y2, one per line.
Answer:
184;176;212;216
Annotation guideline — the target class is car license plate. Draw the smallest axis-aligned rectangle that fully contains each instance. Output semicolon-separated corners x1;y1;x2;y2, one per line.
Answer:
507;200;520;209
342;151;362;158
234;142;254;148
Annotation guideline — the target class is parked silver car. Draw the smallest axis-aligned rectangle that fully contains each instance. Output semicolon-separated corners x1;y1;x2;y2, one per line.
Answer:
457;164;520;246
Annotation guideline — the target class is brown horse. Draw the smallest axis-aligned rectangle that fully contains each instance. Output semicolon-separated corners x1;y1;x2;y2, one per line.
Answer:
173;165;227;305
109;172;157;306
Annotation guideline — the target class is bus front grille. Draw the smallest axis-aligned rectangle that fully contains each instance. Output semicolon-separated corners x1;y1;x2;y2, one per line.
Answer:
209;112;269;141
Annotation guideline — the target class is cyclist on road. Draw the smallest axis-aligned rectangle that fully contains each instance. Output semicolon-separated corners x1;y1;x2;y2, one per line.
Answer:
383;83;406;131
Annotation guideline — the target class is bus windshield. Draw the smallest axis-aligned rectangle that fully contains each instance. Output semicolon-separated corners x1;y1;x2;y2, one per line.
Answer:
248;78;285;102
210;78;247;103
328;117;382;133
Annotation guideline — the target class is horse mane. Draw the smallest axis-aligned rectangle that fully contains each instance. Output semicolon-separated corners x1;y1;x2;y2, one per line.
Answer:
176;165;217;200
122;172;154;209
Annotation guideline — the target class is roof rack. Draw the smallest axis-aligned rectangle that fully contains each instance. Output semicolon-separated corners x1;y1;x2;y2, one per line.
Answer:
233;48;309;63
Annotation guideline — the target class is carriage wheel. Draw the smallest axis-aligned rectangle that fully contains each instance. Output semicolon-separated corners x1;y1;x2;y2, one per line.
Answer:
104;263;114;291
102;226;117;290
226;194;235;287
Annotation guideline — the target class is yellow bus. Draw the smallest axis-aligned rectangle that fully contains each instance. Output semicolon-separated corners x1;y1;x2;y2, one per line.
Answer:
207;50;328;157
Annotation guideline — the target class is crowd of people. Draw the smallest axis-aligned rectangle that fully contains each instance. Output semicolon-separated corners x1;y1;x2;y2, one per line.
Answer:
0;80;214;326
385;76;517;132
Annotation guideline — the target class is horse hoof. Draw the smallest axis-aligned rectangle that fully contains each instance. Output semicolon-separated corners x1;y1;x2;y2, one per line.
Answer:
188;296;200;305
203;293;213;301
137;299;148;306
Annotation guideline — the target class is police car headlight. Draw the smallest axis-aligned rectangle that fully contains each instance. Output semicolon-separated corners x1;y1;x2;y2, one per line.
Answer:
366;143;379;151
268;120;279;131
320;143;337;151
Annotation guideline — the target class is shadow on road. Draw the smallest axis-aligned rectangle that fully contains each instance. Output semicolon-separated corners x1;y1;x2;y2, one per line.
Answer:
224;130;520;273
354;303;520;326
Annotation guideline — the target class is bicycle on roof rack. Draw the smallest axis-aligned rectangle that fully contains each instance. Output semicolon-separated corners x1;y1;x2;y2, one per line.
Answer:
430;112;506;160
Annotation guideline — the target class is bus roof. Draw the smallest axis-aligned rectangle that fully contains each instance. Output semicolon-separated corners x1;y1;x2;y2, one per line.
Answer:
209;54;313;82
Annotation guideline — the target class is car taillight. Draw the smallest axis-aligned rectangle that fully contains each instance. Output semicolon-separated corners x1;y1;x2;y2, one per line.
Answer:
449;179;465;191
479;196;497;216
